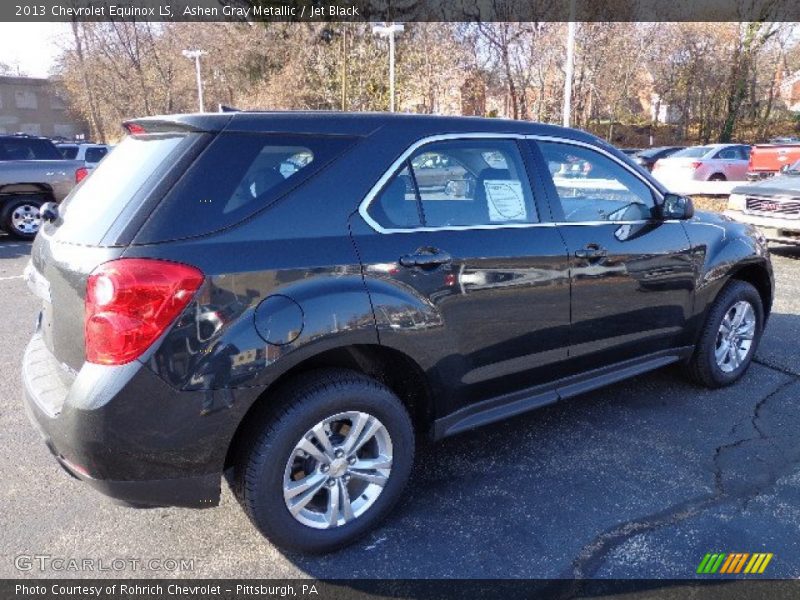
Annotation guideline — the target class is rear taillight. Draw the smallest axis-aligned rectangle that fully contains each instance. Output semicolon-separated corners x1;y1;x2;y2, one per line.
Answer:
85;258;204;365
653;160;662;170
690;161;703;169
75;167;89;183
124;122;146;135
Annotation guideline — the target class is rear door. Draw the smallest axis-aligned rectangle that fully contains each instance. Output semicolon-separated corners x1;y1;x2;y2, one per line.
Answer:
714;145;750;180
530;138;696;372
351;135;571;417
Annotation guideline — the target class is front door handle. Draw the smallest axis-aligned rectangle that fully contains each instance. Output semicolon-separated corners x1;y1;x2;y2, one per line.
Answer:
399;250;452;269
574;244;608;260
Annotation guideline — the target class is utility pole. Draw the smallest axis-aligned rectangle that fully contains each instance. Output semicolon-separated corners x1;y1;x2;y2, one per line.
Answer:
182;49;207;113
372;23;405;112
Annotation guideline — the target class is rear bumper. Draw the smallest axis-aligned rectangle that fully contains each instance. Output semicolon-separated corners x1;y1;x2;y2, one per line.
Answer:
20;332;249;508
723;210;800;245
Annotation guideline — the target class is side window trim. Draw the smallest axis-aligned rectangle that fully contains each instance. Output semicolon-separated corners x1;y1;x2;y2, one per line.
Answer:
359;133;664;234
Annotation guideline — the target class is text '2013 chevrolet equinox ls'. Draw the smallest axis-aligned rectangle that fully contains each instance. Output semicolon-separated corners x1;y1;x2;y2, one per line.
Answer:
22;113;773;553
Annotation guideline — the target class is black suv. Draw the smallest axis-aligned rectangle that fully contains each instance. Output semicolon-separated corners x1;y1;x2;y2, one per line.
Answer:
22;113;773;553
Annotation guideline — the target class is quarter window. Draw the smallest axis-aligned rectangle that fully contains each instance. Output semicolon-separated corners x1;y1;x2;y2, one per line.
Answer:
537;141;656;222
368;139;537;229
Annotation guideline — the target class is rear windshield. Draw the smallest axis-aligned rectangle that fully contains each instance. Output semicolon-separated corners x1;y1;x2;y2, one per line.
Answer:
54;133;195;244
135;133;356;242
0;137;61;160
671;146;712;158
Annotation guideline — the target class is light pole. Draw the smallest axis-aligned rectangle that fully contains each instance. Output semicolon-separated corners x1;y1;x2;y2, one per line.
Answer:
372;22;404;112
182;49;207;113
562;0;577;127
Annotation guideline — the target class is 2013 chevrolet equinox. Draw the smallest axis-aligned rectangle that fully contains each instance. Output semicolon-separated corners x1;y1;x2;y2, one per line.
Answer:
22;113;773;553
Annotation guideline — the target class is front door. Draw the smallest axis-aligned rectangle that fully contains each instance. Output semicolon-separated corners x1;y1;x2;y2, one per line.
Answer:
531;139;696;372
351;136;571;417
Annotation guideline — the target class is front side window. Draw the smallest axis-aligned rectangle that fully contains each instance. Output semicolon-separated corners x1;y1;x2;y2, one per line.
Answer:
537;141;656;222
368;139;537;230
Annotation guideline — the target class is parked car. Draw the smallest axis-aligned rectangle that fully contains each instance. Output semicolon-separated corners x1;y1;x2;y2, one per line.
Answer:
22;113;773;553
652;144;751;183
0;135;85;239
632;146;686;171
56;143;112;170
746;142;800;180
726;158;800;245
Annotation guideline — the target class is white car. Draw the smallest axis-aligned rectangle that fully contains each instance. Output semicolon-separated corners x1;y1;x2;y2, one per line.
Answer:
652;143;751;184
56;143;111;170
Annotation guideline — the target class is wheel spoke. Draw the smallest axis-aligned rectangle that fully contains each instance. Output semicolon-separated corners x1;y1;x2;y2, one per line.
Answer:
351;455;393;471
727;344;740;369
284;471;326;500
351;417;383;455
311;423;335;457
348;468;389;487
325;482;340;527
730;304;746;330
715;339;730;363
286;473;328;515
296;437;329;464
341;412;369;455
339;480;355;523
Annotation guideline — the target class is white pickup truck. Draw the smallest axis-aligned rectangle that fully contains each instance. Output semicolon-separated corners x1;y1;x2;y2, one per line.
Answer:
0;135;85;239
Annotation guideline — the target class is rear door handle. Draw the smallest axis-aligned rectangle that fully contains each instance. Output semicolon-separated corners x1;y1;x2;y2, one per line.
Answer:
574;245;608;260
399;250;452;268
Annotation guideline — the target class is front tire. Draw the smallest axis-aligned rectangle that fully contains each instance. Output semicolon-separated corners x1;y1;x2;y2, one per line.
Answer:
708;173;727;181
236;369;414;553
685;280;763;388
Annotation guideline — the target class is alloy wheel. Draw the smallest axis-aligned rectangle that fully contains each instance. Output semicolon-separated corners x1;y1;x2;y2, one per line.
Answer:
11;204;41;236
282;411;393;529
715;300;756;373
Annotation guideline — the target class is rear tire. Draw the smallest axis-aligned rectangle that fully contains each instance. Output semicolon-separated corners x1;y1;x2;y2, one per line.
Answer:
685;280;763;388
708;173;727;181
2;196;44;240
235;369;414;553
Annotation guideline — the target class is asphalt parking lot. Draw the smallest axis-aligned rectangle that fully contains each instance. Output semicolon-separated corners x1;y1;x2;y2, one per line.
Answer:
1;236;799;580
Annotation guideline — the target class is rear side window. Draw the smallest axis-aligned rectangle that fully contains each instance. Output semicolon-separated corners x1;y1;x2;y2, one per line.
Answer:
0;137;61;160
85;147;108;163
369;138;537;230
58;145;79;159
137;133;356;242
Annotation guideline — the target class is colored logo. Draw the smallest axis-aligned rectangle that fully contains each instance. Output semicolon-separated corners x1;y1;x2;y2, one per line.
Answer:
697;553;773;574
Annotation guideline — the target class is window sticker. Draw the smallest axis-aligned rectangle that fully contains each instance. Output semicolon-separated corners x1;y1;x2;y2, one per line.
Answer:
485;180;527;222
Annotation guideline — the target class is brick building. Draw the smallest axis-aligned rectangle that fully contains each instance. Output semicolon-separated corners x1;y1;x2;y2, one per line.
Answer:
0;75;87;139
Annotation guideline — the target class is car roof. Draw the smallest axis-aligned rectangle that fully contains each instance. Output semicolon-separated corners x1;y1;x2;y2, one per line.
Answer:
128;111;607;146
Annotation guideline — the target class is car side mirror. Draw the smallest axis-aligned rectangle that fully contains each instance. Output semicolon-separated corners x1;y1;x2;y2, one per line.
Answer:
660;193;694;220
39;201;59;223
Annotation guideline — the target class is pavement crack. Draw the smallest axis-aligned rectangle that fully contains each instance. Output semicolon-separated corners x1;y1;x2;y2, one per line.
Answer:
753;357;800;379
568;377;798;579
